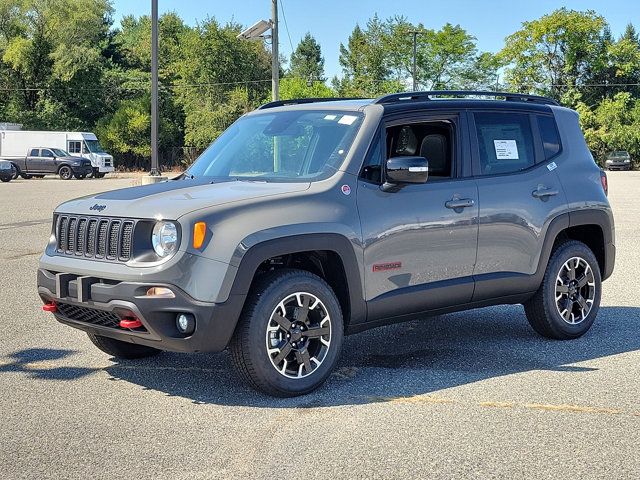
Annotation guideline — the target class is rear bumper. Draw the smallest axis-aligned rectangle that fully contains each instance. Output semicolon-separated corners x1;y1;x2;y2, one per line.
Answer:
37;268;245;352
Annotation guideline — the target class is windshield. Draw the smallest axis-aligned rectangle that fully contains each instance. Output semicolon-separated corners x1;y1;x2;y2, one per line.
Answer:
85;140;106;154
186;110;364;182
610;151;628;157
51;148;69;156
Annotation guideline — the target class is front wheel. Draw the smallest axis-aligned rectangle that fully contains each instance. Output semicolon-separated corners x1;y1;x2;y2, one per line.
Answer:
1;178;10;183
94;172;106;179
87;333;161;359
74;174;86;180
524;240;602;339
59;165;73;180
230;269;344;397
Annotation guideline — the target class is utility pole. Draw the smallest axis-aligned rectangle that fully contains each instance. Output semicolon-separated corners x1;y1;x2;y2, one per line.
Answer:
271;0;279;101
150;0;159;176
410;30;418;92
143;0;167;184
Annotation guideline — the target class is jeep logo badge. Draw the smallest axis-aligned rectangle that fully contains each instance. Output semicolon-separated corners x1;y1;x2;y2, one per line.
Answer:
89;204;107;212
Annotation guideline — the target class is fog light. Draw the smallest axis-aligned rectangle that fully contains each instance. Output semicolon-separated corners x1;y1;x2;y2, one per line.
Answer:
176;313;195;335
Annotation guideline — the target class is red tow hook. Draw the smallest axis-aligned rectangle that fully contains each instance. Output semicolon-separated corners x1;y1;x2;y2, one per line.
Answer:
42;302;58;313
119;317;143;329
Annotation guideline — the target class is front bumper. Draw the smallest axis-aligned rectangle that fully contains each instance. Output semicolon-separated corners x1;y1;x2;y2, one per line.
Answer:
97;166;115;173
71;165;94;176
37;268;244;352
605;161;631;170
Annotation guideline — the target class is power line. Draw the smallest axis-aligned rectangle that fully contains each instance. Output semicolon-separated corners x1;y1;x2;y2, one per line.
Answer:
279;0;295;53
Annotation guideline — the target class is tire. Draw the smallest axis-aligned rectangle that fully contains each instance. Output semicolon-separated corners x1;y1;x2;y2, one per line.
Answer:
1;178;10;183
11;168;19;180
74;174;86;180
524;240;602;340
230;269;344;397
20;173;32;179
87;333;161;359
94;172;106;179
58;165;73;180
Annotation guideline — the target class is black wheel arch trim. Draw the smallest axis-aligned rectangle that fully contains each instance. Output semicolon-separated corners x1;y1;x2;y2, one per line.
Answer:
227;233;367;328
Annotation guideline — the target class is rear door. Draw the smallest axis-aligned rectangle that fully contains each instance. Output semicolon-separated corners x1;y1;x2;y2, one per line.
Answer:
357;112;479;321
470;109;566;300
26;148;40;171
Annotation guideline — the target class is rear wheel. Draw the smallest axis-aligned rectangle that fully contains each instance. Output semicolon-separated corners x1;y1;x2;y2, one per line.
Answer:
58;165;73;180
20;173;32;179
524;240;602;339
230;269;344;397
87;333;161;359
74;173;86;180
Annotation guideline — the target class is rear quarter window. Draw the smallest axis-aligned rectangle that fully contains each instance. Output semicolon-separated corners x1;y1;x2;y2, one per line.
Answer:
537;115;561;160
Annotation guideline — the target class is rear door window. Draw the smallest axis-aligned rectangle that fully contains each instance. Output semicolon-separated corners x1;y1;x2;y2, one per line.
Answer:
474;112;535;175
29;149;39;156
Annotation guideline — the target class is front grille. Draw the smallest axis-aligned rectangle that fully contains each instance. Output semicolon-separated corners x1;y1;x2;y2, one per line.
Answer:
55;215;135;262
56;302;122;329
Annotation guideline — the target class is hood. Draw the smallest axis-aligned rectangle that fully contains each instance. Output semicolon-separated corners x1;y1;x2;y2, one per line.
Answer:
59;156;88;162
55;178;311;219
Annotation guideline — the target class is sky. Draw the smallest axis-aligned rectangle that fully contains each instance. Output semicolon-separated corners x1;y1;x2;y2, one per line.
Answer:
111;0;640;79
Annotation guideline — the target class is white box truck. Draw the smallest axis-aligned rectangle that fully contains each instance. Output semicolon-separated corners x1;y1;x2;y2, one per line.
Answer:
0;127;114;178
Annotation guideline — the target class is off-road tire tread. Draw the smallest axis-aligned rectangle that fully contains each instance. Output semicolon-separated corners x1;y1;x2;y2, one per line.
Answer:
229;268;340;397
524;240;600;340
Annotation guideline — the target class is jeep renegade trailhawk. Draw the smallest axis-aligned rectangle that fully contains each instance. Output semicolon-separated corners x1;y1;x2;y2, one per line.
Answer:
38;91;615;397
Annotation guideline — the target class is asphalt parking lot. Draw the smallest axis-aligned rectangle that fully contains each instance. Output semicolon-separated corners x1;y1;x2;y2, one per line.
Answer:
0;173;638;479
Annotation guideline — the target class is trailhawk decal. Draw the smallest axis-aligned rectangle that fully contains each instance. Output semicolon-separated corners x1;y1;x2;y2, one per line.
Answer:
372;262;402;272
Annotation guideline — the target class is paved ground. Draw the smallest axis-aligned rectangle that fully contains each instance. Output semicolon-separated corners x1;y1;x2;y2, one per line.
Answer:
0;173;638;479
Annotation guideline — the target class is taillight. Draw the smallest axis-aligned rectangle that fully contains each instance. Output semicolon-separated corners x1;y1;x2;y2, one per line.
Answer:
600;170;608;196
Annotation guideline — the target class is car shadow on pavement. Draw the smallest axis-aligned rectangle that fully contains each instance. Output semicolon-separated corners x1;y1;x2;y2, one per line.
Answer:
3;305;639;408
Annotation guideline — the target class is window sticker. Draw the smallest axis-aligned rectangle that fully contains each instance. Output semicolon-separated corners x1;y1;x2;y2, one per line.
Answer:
324;114;337;120
338;115;358;125
493;139;519;160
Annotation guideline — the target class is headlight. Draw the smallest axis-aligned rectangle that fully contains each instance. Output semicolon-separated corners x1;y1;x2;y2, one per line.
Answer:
72;162;81;166
152;221;178;257
625;158;631;163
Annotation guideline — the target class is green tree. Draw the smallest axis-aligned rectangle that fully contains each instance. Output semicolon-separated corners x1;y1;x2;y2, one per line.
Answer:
280;76;334;99
289;32;325;82
500;8;607;103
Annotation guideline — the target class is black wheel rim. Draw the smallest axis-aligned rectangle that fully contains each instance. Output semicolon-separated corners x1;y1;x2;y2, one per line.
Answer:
555;256;596;324
265;292;331;379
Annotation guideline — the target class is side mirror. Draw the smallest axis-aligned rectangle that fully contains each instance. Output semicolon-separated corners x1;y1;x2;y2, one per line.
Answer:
382;156;429;191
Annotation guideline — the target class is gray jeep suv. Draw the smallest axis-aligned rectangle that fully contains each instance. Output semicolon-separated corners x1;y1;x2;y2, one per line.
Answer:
38;91;615;397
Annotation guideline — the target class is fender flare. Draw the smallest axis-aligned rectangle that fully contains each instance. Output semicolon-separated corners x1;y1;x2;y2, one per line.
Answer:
226;233;366;326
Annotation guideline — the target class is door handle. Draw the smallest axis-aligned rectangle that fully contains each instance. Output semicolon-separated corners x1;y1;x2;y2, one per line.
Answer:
532;186;559;199
445;198;475;209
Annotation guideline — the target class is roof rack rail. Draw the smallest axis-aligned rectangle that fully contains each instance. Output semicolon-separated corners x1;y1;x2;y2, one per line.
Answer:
258;97;365;110
374;90;559;106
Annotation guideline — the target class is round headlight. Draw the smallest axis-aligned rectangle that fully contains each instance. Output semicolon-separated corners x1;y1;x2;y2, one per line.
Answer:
152;221;178;258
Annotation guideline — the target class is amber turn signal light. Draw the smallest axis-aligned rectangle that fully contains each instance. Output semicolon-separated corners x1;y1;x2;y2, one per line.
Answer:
193;222;206;249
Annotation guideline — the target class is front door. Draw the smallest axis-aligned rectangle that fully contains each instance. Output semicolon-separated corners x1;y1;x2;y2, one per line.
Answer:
357;115;479;322
40;148;57;173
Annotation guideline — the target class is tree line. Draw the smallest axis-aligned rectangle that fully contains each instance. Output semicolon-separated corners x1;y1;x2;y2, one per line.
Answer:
1;2;639;169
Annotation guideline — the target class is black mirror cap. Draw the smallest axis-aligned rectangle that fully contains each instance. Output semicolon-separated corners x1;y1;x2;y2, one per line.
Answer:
385;156;429;185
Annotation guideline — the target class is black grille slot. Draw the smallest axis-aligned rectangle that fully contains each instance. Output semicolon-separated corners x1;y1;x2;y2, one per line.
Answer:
108;221;121;258
53;215;136;263
76;218;87;255
120;222;134;260
86;219;97;256
97;221;108;257
58;217;69;252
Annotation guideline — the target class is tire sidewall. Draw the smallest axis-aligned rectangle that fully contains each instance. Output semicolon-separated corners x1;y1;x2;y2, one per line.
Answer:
542;242;602;338
59;166;72;180
244;273;344;396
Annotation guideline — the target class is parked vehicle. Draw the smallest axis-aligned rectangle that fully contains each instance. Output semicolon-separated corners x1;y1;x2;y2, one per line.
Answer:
12;148;93;180
0;160;15;182
605;151;632;171
0;127;114;178
38;91;615;397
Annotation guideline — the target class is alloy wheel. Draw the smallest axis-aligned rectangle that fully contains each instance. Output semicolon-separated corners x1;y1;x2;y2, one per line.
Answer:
265;292;331;379
554;256;596;324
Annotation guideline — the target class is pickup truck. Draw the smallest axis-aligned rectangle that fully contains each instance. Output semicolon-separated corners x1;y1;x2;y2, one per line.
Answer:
12;147;93;180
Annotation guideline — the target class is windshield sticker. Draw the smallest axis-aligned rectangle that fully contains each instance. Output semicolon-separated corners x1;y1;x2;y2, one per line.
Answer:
341;184;351;196
494;139;519;160
324;114;337;120
338;115;358;125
